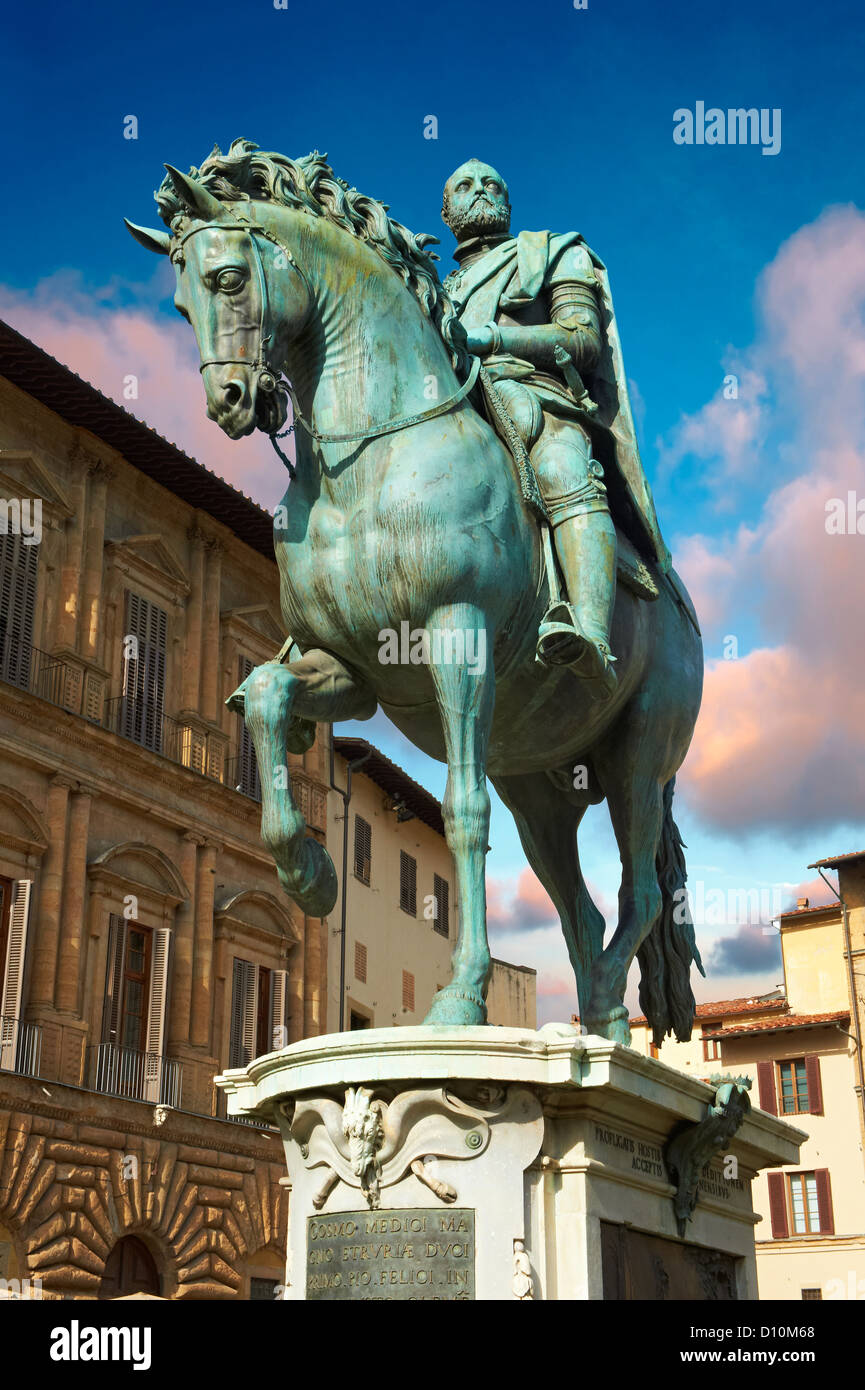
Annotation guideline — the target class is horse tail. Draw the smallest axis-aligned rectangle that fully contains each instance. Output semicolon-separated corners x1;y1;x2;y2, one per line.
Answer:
637;776;705;1045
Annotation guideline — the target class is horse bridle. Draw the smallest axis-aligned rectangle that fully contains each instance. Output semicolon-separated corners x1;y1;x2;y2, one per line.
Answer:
173;213;481;472
172;213;310;396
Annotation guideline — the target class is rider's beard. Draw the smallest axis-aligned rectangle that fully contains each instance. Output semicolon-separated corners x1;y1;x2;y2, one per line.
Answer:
446;197;511;242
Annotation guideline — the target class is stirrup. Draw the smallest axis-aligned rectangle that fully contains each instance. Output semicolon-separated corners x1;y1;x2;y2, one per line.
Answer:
536;603;618;699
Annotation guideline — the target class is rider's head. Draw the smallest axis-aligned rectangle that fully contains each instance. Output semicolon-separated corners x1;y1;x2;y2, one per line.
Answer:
442;159;511;242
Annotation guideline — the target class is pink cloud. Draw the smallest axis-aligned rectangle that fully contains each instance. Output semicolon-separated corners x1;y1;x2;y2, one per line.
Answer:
674;206;865;833
0;274;286;511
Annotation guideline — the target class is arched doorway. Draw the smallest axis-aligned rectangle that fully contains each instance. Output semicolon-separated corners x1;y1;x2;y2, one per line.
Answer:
99;1236;161;1300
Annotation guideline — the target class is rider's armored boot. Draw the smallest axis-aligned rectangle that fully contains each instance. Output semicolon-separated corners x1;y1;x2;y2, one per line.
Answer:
536;510;618;698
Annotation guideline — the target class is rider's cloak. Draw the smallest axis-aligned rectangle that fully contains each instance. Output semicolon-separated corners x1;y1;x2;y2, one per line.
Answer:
446;230;671;573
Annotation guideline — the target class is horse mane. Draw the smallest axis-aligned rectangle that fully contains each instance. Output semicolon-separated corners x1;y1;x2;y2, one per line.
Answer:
155;139;467;371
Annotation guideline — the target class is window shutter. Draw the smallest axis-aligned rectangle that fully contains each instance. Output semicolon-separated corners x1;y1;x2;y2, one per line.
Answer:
229;958;258;1068
122;591;167;753
0;533;38;689
270;968;289;1051
815;1170;834;1234
433;874;449;937
399;852;417;915
805;1055;823;1115
236;656;261;800
354;816;371;884
354;941;367;984
101;914;128;1045
757;1060;778;1115
0;880;33;1069
402;970;415;1012
767;1172;789;1238
143;928;171;1102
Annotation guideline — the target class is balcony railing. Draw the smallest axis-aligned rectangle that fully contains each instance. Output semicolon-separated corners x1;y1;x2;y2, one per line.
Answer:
224;753;262;803
89;1042;182;1107
0;1016;42;1077
103;695;231;784
1;640;264;800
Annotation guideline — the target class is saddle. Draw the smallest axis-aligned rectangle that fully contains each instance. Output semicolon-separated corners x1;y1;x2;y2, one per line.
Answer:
475;366;660;604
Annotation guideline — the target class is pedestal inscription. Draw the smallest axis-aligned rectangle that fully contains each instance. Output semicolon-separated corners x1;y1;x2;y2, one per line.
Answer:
306;1208;475;1301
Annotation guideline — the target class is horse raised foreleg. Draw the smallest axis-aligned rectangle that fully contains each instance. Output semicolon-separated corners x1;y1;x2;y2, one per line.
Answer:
230;649;376;918
423;605;495;1026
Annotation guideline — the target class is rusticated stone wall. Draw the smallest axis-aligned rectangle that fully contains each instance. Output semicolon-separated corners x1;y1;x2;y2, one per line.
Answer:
0;1072;286;1299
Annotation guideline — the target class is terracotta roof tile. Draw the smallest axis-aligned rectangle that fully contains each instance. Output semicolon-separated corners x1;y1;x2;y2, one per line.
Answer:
704;1011;849;1039
630;994;787;1026
0;318;276;560
809;850;865;869
334;736;445;839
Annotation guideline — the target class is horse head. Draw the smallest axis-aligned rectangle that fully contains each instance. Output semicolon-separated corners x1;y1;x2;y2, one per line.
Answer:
126;164;311;440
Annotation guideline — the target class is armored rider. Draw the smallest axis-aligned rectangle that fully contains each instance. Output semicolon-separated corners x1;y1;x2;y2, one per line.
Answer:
441;159;670;697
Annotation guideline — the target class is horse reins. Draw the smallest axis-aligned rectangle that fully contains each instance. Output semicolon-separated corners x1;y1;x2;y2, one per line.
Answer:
174;213;481;477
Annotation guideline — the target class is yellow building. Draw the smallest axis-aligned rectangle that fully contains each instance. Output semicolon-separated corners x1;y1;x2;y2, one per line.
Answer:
0;317;333;1298
631;852;865;1301
328;737;536;1031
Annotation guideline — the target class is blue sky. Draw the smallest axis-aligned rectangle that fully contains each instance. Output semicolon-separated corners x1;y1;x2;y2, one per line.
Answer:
3;0;864;1019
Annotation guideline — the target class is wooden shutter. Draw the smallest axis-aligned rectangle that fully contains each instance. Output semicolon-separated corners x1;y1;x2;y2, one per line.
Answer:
757;1060;778;1114
354;816;371;884
767;1172;789;1238
270;968;289;1051
0;880;33;1069
815;1170;834;1234
400;852;417;915
0;533;38;689
236;656;261;799
229;957;258;1067
402;970;415;1012
354;941;367;984
433;873;449;937
143;928;170;1101
122;591;167;752
101;914;128;1044
805;1055;823;1115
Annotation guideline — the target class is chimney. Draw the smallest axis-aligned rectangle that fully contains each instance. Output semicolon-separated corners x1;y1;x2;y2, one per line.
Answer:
797;896;810;909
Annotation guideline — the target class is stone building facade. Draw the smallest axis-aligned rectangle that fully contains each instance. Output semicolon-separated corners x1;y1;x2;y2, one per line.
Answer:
0;318;331;1298
630;851;865;1301
328;737;536;1031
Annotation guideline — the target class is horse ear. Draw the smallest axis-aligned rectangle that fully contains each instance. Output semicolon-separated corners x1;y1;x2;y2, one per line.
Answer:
163;164;224;222
124;219;171;254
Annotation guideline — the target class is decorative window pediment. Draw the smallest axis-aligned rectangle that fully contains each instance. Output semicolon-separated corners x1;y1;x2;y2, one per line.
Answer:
105;534;190;605
222;605;285;652
215;889;300;948
88;841;189;918
0;450;75;529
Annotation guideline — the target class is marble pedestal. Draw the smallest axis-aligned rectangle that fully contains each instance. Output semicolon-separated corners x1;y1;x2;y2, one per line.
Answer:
215;1024;805;1301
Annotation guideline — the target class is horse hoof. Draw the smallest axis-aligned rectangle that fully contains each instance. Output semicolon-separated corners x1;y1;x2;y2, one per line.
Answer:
584;1005;632;1047
423;987;487;1026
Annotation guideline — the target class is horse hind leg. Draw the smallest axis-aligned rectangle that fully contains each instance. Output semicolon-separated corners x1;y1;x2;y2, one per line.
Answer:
492;771;605;1029
238;648;376;918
